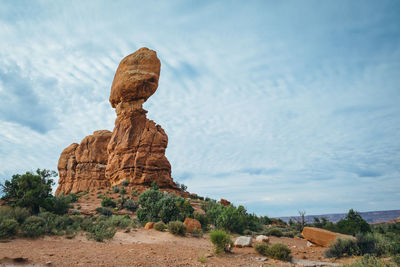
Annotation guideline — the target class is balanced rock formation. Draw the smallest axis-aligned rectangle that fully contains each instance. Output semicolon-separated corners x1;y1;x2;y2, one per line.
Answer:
56;48;177;195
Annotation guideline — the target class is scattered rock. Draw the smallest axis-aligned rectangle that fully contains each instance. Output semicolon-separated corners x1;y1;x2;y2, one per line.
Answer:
205;254;213;258
183;218;201;233
307;241;315;247
220;198;231;206
234;236;252;248
46;261;52;265
144;222;155;230
255;235;269;243
302;227;356;247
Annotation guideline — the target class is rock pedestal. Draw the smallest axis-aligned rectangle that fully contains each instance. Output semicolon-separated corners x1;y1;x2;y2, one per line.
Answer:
56;48;178;195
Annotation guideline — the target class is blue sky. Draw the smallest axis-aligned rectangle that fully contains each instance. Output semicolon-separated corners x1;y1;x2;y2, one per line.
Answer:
0;0;399;217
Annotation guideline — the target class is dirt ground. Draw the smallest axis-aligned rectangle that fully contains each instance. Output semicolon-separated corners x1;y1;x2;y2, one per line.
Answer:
0;229;357;267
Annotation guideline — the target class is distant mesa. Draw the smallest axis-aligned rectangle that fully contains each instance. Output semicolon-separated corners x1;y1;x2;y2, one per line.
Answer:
56;48;179;195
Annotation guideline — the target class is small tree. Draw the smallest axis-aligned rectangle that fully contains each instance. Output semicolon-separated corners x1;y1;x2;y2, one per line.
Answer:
1;169;56;214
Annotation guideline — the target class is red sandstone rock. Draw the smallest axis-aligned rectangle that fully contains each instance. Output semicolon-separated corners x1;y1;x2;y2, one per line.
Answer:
220;199;231;207
109;48;161;108
56;130;112;195
144;222;155;230
301;227;355;247
56;48;178;195
183;218;201;233
397;217;400;223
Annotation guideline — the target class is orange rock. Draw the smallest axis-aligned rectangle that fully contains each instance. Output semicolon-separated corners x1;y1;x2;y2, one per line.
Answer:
144;222;155;230
220;199;231;207
56;48;179;195
397;217;400;223
109;47;161;108
183;218;201;233
301;227;356;247
56;130;112;195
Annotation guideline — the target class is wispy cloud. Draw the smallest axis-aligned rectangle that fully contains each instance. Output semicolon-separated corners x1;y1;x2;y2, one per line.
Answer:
0;0;399;216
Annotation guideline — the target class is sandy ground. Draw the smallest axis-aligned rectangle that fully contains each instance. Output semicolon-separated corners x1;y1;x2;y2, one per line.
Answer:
0;229;357;267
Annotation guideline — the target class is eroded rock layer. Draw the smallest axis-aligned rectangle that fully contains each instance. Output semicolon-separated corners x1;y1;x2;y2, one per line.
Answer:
56;47;177;194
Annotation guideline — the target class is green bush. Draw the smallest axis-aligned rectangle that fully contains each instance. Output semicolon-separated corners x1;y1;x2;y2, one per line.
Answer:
101;197;116;208
209;229;233;254
112;186;120;193
0;169;56;213
123;199;139;212
194;212;209;231
136;188;164;222
191;228;203;238
0;219;18;238
168;221;186;236
265;227;283;237
391;255;400;266
334;209;371;235
343;254;394;267
131;190;138;197
22;216;46;238
0;206;30;224
107;215;131;228
120;187;126;195
44;195;71;215
254;242;269;256
67;193;79;203
154;221;166;231
122;180;129;186
325;238;361;258
95;207;113;216
87;222;116;242
216;205;247;234
266;243;292;261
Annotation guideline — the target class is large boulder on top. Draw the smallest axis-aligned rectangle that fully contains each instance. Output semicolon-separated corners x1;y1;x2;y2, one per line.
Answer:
109;47;161;108
302;227;356;247
183;218;201;233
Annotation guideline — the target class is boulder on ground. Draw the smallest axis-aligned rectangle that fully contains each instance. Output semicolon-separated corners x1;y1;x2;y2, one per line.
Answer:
234;236;252;248
183;218;201;233
255;235;269;243
301;227;356;247
397;217;400;223
144;222;155;230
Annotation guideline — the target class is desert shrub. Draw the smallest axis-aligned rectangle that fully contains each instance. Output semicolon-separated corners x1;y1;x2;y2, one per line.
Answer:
0;206;30;224
107;215;131;228
209;229;233;254
173;197;194;221
87;222;116;242
243;229;253;236
112;186;120;193
120;187;126;195
37;211;58;234
194;212;209;231
391;255;400;266
101;197;116;208
283;230;296;238
260;216;272;225
131;190;138;197
21;216;45;238
191;228;203;238
154;221;166;231
97;194;105;199
335;209;371;235
168;221;186;236
67;193;78;202
123;199;139;212
216;205;247;234
265;227;283;237
122;180;129;186
266;243;292;261
325;238;361;258
95;207;113;217
0;218;18;238
343;254;394;267
44;195;72;215
254;242;269;256
136;188;164;222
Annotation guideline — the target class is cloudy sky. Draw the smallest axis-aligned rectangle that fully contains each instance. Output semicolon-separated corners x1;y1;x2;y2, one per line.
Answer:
0;0;399;217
